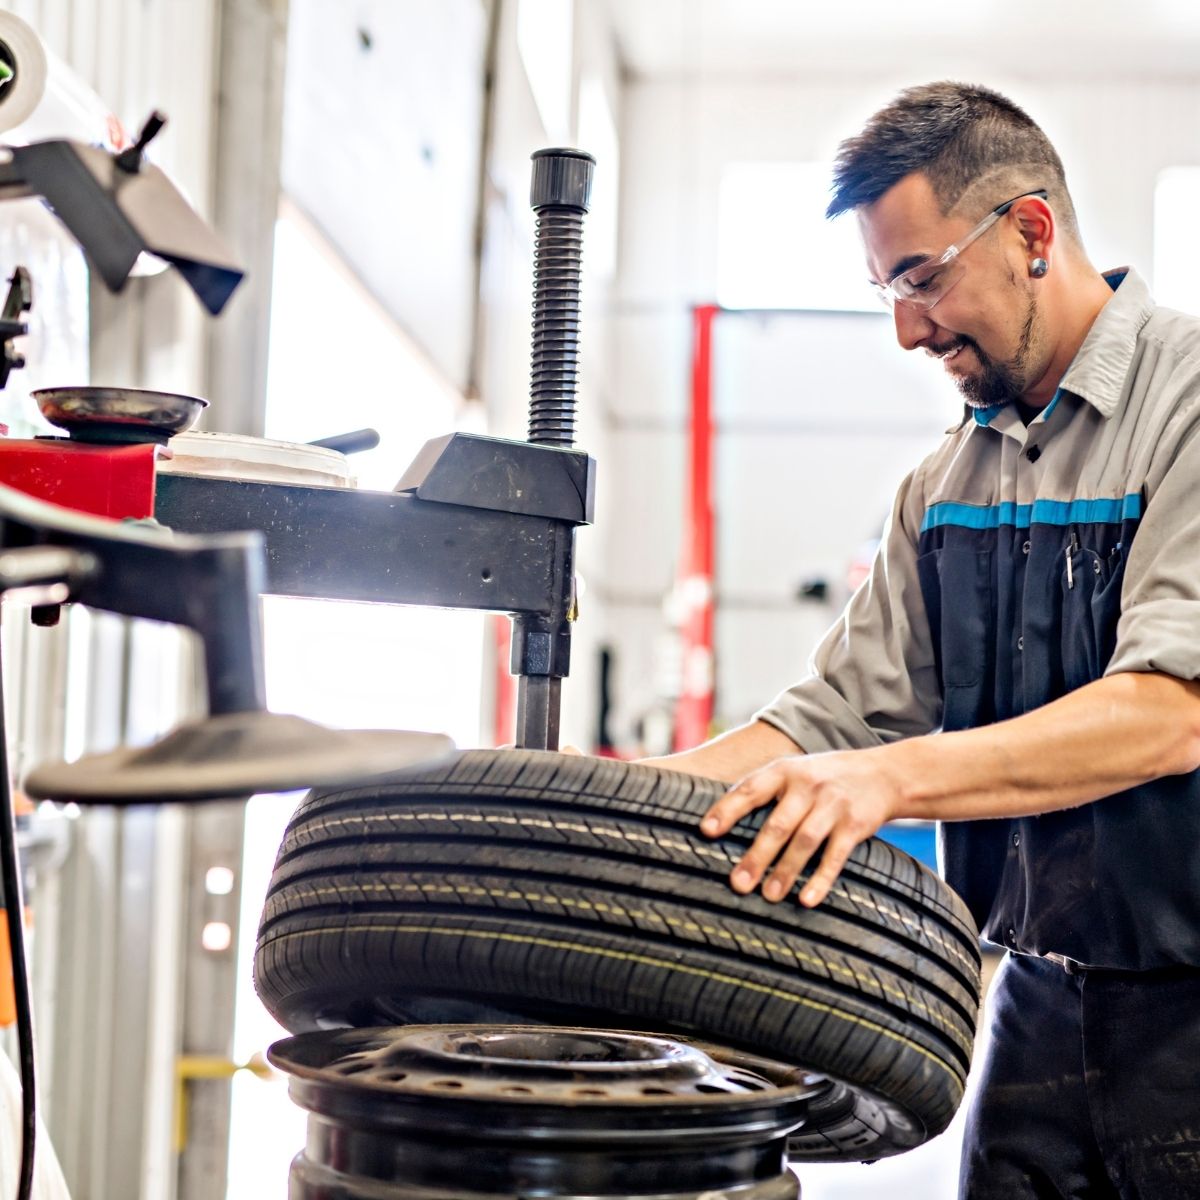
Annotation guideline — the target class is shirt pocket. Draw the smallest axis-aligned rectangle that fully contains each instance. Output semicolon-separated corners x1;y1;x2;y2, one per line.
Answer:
1060;541;1127;692
916;546;994;689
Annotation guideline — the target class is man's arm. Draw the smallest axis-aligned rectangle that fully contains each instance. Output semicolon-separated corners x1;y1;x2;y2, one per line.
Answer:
701;670;1200;908
638;719;803;782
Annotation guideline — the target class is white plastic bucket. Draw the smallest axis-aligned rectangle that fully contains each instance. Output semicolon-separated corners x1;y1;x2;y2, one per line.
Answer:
158;431;356;488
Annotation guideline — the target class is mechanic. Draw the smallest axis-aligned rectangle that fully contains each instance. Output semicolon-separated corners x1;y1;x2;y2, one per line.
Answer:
644;82;1200;1197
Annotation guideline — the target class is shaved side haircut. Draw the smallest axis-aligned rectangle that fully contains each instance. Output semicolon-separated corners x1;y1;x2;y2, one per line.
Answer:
827;81;1080;239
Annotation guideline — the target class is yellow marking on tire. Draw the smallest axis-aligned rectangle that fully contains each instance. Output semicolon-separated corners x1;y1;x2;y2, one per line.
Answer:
295;813;974;974
269;920;965;1098
291;810;977;976
278;881;967;1044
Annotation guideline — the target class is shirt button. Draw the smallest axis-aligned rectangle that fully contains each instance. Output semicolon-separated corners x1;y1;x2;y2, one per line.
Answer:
1012;831;1021;848
1017;635;1024;651
1093;560;1102;575
1025;445;1041;462
1007;927;1018;946
1022;540;1031;555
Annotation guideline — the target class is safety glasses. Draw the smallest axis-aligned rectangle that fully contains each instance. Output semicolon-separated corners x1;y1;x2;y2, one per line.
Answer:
874;189;1048;310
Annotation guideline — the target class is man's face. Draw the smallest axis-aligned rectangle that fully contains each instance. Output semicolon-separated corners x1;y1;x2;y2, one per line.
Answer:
858;172;1045;409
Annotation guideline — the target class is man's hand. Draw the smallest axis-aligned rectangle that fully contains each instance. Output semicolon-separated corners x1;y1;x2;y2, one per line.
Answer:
699;750;904;908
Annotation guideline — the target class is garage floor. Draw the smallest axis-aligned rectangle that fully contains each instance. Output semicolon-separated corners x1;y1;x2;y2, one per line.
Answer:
796;950;1002;1199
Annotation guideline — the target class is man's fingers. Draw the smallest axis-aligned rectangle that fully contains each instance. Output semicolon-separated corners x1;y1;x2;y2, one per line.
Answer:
761;811;834;902
798;832;859;908
730;791;817;896
700;764;788;838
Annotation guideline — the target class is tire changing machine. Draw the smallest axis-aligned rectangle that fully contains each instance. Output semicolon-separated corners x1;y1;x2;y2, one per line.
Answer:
0;131;818;1198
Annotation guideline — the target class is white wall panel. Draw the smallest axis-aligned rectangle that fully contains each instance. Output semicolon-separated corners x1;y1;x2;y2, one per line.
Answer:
281;0;485;395
715;426;939;595
711;310;961;428
600;426;683;595
716;607;831;726
608;307;691;423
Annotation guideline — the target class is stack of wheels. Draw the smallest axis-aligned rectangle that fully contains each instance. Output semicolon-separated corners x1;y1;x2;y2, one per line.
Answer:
254;750;981;1161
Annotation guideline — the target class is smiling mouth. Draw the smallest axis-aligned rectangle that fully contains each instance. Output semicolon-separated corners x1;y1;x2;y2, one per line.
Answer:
931;343;969;366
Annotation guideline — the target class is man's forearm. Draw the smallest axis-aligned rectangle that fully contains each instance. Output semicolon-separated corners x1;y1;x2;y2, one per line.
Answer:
888;670;1200;822
702;670;1200;909
639;719;803;783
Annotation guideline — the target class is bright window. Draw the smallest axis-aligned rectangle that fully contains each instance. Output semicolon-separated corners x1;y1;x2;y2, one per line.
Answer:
576;76;618;279
1154;166;1200;313
517;0;574;144
717;162;875;312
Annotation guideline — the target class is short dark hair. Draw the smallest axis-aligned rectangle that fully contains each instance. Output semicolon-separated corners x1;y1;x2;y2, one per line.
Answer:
827;82;1079;238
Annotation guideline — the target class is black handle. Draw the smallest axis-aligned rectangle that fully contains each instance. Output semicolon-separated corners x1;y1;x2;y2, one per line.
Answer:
308;428;381;456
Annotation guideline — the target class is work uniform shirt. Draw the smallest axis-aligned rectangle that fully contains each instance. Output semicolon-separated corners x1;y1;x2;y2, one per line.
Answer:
757;268;1200;969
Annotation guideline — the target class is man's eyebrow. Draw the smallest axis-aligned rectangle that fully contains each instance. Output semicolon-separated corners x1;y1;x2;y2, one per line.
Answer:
884;252;932;283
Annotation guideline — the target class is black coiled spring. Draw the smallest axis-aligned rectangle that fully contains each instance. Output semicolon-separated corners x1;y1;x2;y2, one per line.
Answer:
529;209;585;446
527;149;595;448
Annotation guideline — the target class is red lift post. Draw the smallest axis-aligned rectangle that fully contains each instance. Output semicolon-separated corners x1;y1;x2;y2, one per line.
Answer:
673;304;719;751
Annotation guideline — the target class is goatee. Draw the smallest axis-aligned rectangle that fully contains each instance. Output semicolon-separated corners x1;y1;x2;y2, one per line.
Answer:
955;296;1038;411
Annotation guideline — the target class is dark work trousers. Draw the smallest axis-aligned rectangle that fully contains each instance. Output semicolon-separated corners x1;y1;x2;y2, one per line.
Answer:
959;952;1200;1199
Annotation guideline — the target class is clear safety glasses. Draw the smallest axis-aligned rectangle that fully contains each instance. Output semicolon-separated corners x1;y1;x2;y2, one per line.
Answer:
874;189;1048;310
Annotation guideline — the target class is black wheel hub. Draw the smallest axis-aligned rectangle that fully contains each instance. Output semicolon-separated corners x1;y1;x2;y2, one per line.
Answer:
269;1024;820;1199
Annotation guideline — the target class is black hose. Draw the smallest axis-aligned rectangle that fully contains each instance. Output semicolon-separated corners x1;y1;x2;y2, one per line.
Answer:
0;638;35;1200
306;428;380;456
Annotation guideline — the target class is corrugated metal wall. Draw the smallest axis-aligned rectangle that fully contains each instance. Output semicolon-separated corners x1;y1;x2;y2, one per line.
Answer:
3;0;220;206
0;6;288;1200
3;0;286;435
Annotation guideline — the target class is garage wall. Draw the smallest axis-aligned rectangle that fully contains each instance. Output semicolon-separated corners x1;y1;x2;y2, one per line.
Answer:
608;73;1200;747
1;0;224;409
0;5;286;1197
281;0;487;397
1;0;220;201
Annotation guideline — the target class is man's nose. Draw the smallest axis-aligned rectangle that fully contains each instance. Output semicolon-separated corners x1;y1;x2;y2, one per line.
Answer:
892;301;936;352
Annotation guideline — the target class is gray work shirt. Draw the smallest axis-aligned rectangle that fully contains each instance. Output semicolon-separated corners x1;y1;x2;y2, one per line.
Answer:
757;268;1200;969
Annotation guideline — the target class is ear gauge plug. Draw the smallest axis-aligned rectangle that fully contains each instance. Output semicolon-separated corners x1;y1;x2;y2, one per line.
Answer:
1030;257;1049;277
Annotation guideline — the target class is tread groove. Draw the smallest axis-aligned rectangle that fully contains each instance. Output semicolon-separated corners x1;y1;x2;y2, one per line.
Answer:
258;899;971;1072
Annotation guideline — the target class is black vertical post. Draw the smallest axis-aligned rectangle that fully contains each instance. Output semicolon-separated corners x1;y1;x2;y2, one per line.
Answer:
513;148;594;750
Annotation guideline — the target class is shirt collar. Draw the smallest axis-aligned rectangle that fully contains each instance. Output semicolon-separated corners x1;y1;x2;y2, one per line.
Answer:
1056;267;1155;419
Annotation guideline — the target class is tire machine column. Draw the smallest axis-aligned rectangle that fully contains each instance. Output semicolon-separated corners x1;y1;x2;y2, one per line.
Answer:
155;148;598;751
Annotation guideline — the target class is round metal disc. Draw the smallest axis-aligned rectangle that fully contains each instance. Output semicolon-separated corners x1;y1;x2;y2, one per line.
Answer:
269;1025;812;1200
24;711;454;804
270;1023;817;1136
33;386;209;444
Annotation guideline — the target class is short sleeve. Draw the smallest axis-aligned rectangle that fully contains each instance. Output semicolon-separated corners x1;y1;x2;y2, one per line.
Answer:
1107;405;1200;681
755;462;942;752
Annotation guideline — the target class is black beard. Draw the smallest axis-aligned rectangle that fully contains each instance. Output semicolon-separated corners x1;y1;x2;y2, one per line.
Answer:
954;295;1038;410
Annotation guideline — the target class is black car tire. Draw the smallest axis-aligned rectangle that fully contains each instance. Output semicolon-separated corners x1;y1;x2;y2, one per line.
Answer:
254;750;981;1161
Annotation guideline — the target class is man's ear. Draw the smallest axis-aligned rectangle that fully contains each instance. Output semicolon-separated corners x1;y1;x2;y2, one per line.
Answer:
1014;194;1055;262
